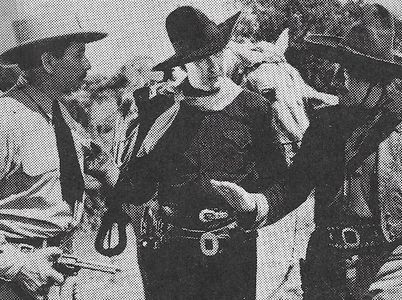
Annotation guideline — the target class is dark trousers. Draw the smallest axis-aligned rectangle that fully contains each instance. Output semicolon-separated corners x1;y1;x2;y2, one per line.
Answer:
300;230;394;300
138;237;257;300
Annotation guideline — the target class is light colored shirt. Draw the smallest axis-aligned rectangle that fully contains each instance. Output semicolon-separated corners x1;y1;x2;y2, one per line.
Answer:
0;84;90;239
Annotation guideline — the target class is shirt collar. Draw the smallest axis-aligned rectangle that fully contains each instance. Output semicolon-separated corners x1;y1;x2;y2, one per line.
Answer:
21;82;91;148
21;83;53;122
58;101;92;148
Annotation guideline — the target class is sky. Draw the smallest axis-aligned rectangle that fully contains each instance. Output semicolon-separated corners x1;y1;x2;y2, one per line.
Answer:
10;0;240;76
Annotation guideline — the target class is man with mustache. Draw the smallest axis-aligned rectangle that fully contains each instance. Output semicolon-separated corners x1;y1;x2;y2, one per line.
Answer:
0;14;108;300
211;3;402;299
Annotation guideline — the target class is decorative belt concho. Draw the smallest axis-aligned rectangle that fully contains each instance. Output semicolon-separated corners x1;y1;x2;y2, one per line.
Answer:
140;207;253;256
199;209;232;256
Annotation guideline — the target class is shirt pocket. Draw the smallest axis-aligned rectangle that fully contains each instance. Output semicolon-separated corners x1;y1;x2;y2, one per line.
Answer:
222;130;252;152
21;125;59;177
216;130;252;173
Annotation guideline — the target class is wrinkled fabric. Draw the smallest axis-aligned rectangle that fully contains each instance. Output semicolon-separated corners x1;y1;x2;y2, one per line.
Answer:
0;84;87;239
136;77;242;157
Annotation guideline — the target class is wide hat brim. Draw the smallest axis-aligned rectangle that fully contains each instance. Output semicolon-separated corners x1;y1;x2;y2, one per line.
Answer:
0;31;107;65
153;12;240;71
305;34;402;80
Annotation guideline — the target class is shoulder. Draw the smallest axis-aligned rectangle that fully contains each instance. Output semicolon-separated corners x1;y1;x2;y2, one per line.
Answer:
0;93;28;128
231;89;272;117
311;105;365;129
0;88;50;141
0;95;27;146
143;93;175;118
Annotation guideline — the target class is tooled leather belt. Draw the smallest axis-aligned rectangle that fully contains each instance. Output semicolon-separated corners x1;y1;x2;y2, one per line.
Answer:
139;207;257;256
316;223;387;250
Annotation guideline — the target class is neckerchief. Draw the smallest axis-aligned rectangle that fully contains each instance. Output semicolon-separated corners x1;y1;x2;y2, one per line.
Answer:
136;77;242;157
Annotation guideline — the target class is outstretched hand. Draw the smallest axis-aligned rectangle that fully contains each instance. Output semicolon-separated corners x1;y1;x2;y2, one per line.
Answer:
210;180;257;213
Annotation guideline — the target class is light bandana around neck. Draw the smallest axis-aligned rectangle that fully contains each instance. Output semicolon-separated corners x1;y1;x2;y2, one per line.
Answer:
136;77;242;157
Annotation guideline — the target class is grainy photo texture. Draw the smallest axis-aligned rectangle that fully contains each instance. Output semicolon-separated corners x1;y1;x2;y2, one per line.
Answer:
1;1;402;299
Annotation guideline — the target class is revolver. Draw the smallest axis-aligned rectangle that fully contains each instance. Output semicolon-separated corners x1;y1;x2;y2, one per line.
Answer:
53;254;121;276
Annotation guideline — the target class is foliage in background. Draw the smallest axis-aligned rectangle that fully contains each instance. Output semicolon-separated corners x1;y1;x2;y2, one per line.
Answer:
235;0;402;93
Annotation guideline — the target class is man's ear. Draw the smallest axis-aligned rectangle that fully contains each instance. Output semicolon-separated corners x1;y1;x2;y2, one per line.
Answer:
41;52;56;74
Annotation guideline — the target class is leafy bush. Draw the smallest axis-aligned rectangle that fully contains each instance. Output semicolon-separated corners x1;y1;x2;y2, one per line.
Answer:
237;0;402;92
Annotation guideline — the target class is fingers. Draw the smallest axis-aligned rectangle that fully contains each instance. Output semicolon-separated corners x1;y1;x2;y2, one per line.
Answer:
211;180;245;210
39;247;63;261
37;247;64;284
59;276;77;300
45;266;64;285
15;247;65;298
210;180;256;212
210;180;246;195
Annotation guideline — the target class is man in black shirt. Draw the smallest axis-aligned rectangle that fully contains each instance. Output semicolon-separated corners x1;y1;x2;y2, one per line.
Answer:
93;6;286;300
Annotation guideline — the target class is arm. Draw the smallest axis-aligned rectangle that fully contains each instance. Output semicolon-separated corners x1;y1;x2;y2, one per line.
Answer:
0;112;66;299
112;153;158;206
84;143;158;206
212;108;323;228
259;122;322;226
0;112;19;180
0;242;64;300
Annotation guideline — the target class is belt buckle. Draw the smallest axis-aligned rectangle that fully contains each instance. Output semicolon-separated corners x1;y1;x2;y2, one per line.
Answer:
199;209;228;223
342;227;361;248
200;232;219;256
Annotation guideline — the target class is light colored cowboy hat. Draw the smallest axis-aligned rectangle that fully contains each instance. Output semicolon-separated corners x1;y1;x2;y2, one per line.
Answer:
153;6;240;71
0;13;107;66
304;4;402;81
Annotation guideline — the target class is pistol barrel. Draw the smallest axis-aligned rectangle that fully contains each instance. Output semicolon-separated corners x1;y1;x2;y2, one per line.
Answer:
58;255;121;274
74;260;121;274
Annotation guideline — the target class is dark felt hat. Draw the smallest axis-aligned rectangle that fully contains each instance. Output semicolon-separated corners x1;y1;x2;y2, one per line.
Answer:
305;4;402;81
153;6;240;71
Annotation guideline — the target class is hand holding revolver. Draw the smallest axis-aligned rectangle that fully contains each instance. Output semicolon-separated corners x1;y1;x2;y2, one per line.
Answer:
11;246;64;300
8;246;120;300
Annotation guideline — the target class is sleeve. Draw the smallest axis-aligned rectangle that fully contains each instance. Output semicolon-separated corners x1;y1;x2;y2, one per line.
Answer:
255;113;324;228
0;110;20;181
250;92;287;188
111;95;175;206
112;146;158;206
0;242;27;281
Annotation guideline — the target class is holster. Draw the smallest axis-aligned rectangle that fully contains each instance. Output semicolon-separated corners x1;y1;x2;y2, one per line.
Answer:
95;205;131;257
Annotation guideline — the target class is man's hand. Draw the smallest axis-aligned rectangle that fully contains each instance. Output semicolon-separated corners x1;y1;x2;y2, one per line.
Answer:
210;180;257;213
84;142;119;187
14;247;64;300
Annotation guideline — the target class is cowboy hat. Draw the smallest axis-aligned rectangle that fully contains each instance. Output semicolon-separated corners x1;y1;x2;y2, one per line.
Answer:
0;13;107;66
153;6;240;71
305;4;402;81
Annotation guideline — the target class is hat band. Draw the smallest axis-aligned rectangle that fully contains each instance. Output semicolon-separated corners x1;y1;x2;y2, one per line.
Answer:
172;35;221;57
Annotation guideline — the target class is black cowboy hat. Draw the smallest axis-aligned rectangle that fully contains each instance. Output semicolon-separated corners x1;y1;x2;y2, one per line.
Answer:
304;4;402;81
153;6;240;71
